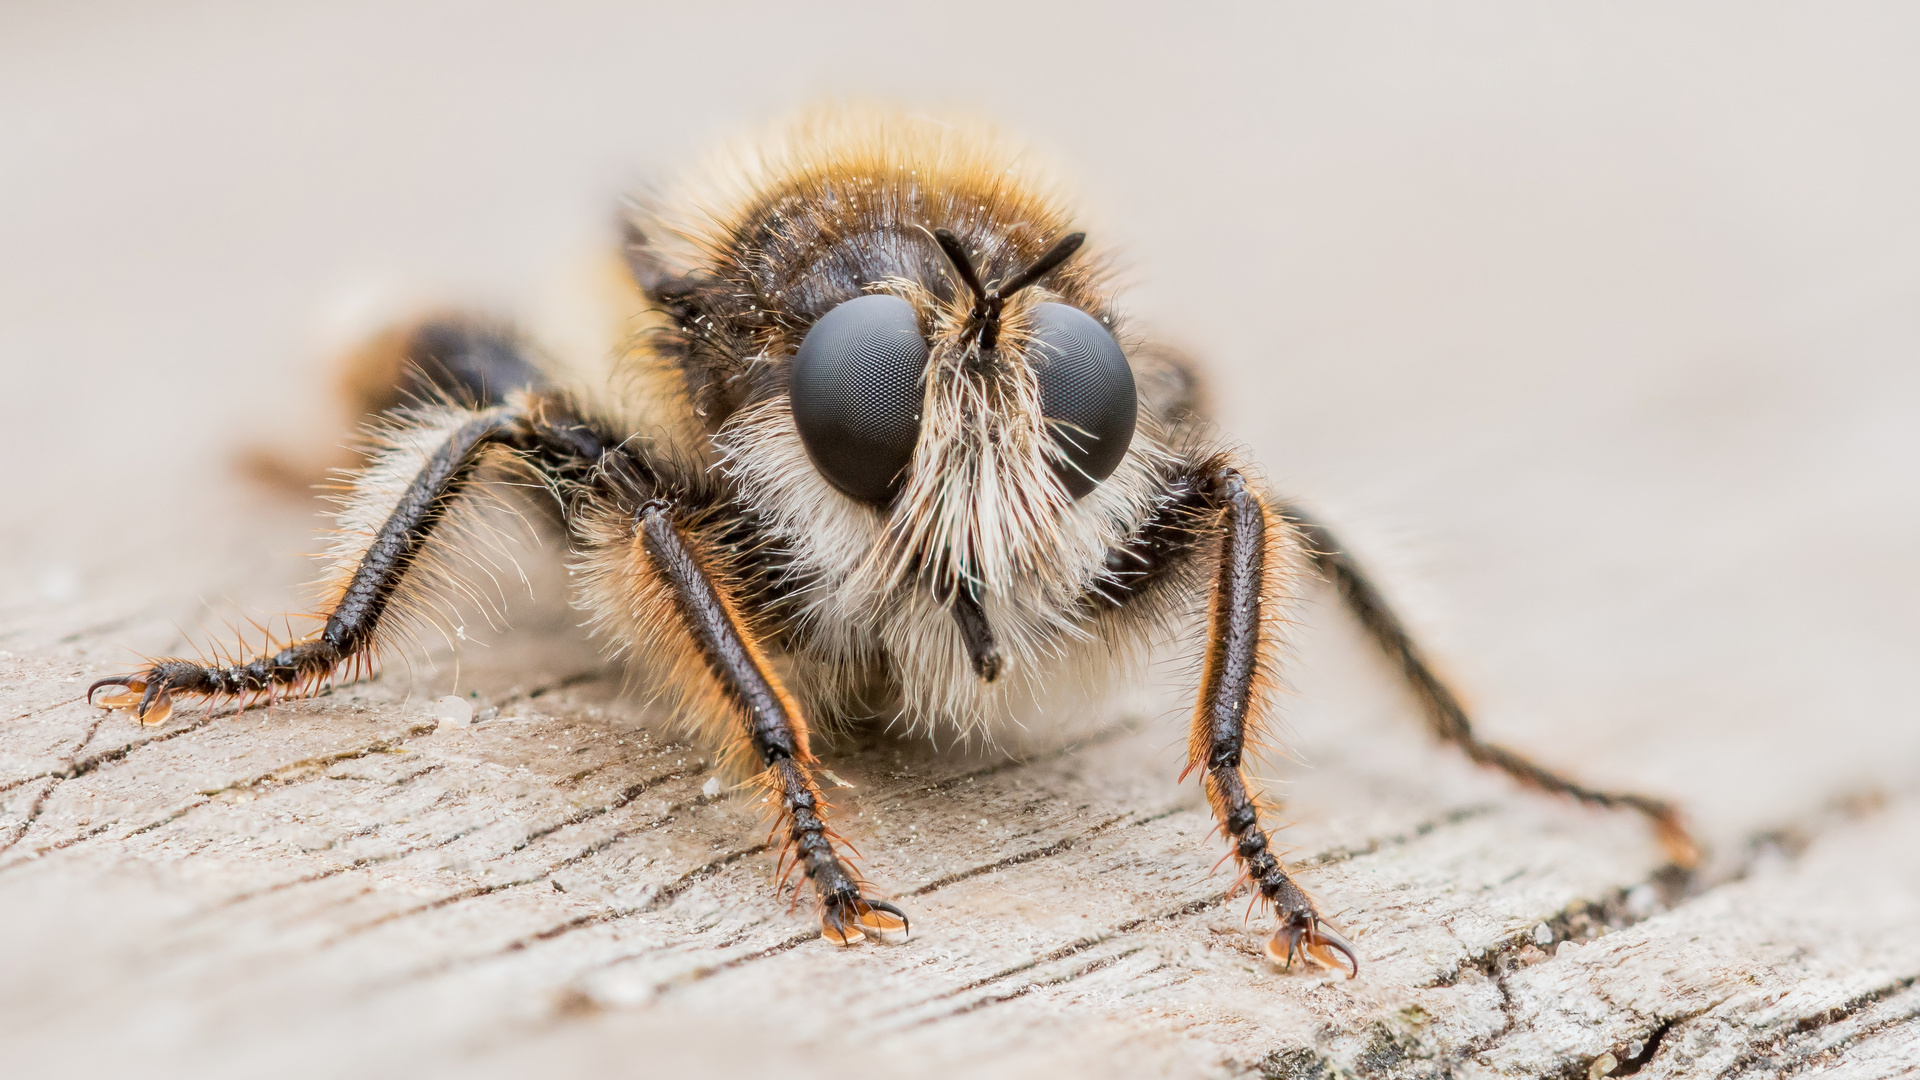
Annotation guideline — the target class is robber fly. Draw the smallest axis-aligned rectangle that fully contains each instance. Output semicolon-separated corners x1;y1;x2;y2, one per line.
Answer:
90;107;1694;975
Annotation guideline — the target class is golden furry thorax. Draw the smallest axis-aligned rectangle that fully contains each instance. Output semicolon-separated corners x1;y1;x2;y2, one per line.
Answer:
626;108;1136;600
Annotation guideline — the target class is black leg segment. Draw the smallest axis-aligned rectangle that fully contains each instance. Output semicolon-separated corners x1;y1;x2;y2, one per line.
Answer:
1277;501;1698;867
1187;465;1359;976
90;406;530;724
635;500;907;945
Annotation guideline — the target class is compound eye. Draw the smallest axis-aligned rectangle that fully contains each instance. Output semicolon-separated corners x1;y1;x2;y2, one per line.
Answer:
1028;303;1137;499
789;294;930;504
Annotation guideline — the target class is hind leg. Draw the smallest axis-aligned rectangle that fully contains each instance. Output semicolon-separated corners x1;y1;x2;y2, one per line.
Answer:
242;315;549;491
1277;502;1698;868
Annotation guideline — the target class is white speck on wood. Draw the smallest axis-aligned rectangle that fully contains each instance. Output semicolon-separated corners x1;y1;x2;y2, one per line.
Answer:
431;695;474;729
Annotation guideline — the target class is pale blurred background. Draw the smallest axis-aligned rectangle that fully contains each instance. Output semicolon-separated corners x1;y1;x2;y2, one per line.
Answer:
2;4;1918;1071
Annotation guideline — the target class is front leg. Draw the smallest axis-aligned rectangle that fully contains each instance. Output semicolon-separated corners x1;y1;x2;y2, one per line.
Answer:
1083;459;1354;974
624;500;906;945
1185;465;1359;977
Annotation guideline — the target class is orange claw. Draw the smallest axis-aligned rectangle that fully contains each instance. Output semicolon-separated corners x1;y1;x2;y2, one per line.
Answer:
1267;917;1360;979
87;677;173;726
820;896;910;946
88;677;145;708
1653;812;1702;871
133;692;174;726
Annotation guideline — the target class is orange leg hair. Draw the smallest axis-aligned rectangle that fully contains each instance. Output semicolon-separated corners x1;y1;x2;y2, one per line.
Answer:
616;500;906;944
1183;466;1360;977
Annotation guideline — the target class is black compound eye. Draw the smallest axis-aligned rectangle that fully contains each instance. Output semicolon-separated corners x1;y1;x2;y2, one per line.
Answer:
1028;303;1137;499
789;294;929;504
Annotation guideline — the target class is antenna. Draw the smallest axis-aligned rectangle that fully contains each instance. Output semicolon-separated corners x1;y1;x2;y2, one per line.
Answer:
933;229;1087;352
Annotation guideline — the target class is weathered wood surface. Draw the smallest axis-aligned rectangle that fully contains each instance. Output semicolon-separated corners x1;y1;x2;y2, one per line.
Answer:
5;5;1920;1078
5;549;1918;1080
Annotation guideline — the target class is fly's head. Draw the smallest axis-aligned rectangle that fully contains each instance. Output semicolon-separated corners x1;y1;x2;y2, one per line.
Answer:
626;111;1140;603
824;229;1136;597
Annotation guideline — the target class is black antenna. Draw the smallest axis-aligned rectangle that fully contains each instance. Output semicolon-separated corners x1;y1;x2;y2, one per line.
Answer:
995;232;1085;297
932;228;1088;353
933;229;987;303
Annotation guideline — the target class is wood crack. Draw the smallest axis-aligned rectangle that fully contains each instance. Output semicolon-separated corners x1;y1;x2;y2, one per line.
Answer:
903;895;1227;1018
0;710;108;855
327;802;698;942
1292;803;1497;870
391;841;775;983
0;669;611;874
213;819;498;909
514;765;700;850
0;777;55;856
0;722;439;870
892;799;1503;1022
903;811;1135;897
856;716;1148;806
1710;975;1920;1079
411;804;1195;997
917;948;1146;1025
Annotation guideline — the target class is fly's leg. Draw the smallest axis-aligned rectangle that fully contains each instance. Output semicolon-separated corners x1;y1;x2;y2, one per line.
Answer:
629;500;906;945
1088;460;1698;972
89;406;531;725
1079;458;1353;974
91;383;622;726
1186;465;1359;977
1279;502;1699;869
